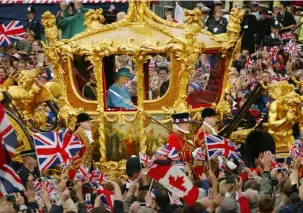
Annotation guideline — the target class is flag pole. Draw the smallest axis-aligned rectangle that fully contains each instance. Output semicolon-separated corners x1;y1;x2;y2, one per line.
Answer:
149;179;154;192
204;133;212;170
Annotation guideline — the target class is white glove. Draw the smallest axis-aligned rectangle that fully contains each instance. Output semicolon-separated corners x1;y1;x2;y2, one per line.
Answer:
192;148;200;159
123;99;133;106
226;160;237;170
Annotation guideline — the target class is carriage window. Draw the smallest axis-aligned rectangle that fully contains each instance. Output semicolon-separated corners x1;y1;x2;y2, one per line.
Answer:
72;55;97;101
187;53;225;106
147;54;171;100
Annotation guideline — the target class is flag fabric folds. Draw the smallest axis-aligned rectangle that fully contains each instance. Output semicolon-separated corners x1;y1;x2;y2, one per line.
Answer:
147;162;199;206
174;2;185;24
33;128;83;171
205;134;240;160
0;104;24;196
0;21;25;47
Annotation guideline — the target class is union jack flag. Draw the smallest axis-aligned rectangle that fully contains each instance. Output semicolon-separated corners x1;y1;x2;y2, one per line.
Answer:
175;161;185;171
194;147;206;162
201;61;211;72
290;141;302;159
33;128;83;171
251;76;257;88
0;162;24;195
0;105;17;159
0;104;24;196
97;172;108;184
246;58;254;70
205;134;237;160
168;193;183;206
269;46;279;60
217;154;228;172
0;21;25;47
154;145;179;161
86;200;93;212
139;153;151;166
34;180;42;201
74;166;89;181
282;32;293;40
45;178;57;198
284;41;297;56
98;187;114;212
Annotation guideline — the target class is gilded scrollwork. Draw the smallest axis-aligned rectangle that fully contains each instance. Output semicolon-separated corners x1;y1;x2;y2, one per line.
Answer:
76;39;115;162
164;9;205;115
84;9;105;29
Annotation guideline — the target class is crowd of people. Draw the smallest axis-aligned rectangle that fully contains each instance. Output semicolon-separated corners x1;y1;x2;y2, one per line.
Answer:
1;0;303;213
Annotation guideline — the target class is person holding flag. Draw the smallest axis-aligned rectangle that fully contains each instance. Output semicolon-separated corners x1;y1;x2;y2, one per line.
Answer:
167;112;194;163
194;108;217;149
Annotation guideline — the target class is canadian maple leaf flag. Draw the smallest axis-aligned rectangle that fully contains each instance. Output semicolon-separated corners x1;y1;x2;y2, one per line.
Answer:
147;163;198;206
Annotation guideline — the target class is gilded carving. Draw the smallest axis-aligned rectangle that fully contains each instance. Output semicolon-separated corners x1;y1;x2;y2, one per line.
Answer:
164;9;205;114
263;82;301;153
84;9;105;29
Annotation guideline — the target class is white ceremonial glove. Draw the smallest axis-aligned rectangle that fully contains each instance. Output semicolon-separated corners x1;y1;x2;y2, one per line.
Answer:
226;160;237;170
192;148;200;159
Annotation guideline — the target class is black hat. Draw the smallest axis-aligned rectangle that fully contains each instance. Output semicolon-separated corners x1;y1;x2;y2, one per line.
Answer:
27;5;36;14
171;112;191;124
20;149;36;158
244;130;275;168
271;19;281;29
201;108;216;119
77;112;93;123
126;156;141;176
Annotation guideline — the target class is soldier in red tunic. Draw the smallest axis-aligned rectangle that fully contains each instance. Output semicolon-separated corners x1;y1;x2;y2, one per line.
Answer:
194;107;217;149
193;108;217;177
166;112;194;163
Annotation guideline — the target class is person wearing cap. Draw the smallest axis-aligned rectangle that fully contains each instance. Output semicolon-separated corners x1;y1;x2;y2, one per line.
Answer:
241;4;257;54
277;1;296;33
107;67;134;109
67;112;95;180
82;65;97;100
251;2;261;20
167;112;194;163
262;19;283;47
213;0;223;15
196;3;210;28
194;108;217;149
163;6;174;22
125;156;149;192
24;5;40;40
17;149;40;186
256;8;272;46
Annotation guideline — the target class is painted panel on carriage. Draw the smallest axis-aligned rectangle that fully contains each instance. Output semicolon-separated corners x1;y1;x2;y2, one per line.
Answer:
101;114;170;161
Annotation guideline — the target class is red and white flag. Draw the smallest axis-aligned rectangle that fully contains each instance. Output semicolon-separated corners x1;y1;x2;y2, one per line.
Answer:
147;163;199;206
282;32;293;40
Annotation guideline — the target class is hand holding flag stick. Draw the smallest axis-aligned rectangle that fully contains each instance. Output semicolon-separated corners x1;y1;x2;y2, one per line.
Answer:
108;89;195;149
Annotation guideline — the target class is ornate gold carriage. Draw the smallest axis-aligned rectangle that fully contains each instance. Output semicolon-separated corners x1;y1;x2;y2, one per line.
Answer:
2;1;248;175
